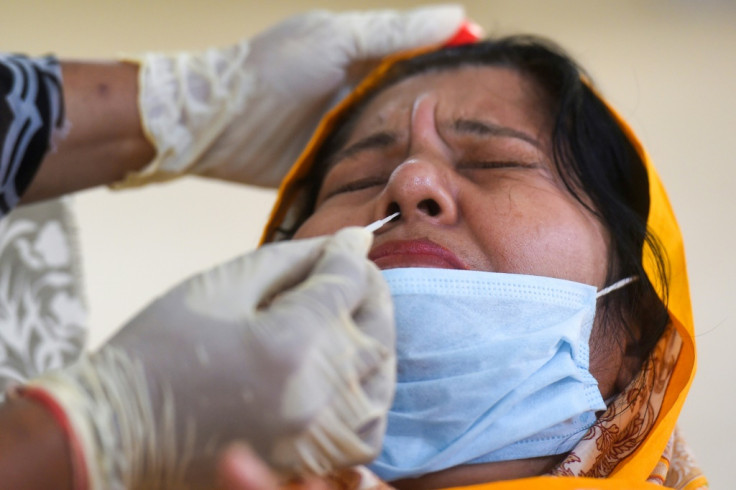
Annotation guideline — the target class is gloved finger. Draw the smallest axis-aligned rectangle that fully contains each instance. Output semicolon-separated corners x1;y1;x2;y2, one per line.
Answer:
352;261;394;351
345;262;395;446
269;227;374;319
353;366;393;454
246;227;370;307
183;234;333;315
308;344;392;468
339;4;465;60
341;260;395;399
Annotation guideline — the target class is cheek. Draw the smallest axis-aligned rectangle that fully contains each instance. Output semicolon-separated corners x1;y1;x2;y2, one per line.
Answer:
528;210;609;286
539;224;607;282
471;188;609;285
293;207;370;239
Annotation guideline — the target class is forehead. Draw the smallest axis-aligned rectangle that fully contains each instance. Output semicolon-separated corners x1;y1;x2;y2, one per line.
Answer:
347;65;550;141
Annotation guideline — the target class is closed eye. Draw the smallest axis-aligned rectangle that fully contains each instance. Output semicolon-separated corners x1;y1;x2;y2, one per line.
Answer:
457;160;537;170
323;177;386;199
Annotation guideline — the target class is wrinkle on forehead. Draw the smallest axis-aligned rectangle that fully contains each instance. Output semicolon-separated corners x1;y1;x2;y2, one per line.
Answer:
346;66;552;151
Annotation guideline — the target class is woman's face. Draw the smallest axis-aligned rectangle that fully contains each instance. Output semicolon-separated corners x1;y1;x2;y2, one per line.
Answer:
294;66;610;289
293;66;628;484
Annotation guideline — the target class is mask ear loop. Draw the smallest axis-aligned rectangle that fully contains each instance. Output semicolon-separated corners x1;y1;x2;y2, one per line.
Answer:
596;276;638;299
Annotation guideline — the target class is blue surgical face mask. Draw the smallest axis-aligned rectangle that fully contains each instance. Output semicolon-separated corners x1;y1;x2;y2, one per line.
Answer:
369;267;635;482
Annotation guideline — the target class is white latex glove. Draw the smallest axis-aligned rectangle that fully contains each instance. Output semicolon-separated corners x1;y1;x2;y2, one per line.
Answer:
115;5;465;188
23;227;395;489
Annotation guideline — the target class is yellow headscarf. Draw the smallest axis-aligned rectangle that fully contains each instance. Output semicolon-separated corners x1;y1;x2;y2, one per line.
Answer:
260;46;705;489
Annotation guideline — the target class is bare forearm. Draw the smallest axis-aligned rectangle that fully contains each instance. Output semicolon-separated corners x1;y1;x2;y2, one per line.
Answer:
21;60;155;203
0;396;73;490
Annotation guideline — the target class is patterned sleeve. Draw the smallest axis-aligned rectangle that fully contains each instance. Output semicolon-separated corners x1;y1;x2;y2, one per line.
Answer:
0;54;65;218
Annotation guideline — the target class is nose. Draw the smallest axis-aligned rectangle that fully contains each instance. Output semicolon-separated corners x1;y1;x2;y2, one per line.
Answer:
375;95;458;226
377;159;458;226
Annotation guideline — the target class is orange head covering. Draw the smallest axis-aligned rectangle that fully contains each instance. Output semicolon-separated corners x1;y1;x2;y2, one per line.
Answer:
260;42;701;489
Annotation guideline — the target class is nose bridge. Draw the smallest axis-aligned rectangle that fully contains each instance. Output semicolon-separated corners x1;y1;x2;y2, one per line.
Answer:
378;95;458;223
408;94;444;155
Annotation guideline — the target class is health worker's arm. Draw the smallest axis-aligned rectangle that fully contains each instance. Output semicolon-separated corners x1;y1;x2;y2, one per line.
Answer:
16;6;464;205
21;61;154;203
0;228;395;490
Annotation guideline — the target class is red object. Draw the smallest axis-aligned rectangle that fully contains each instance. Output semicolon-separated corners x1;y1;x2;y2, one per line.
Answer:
444;20;483;46
17;387;89;490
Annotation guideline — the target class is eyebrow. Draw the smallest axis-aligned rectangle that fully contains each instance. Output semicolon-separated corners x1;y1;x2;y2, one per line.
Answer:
451;119;543;149
331;131;398;165
329;118;542;167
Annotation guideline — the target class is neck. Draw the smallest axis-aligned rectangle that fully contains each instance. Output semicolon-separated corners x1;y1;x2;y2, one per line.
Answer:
390;455;562;489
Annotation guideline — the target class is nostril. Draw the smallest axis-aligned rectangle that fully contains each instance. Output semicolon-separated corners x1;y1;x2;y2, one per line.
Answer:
386;202;401;218
418;199;441;217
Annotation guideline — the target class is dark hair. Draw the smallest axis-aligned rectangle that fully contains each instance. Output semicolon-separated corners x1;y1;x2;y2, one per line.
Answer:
286;36;670;364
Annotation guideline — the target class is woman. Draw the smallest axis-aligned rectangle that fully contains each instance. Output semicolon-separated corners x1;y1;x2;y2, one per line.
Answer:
246;37;705;488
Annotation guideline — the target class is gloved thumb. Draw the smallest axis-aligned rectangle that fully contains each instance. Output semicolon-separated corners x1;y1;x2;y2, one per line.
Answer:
180;227;373;320
331;226;374;257
340;4;465;60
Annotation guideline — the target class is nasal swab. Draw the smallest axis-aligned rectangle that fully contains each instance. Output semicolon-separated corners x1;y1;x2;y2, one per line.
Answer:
364;212;400;233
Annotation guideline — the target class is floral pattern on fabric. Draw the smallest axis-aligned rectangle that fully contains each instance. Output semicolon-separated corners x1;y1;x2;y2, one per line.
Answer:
0;198;86;400
656;428;709;489
552;324;682;479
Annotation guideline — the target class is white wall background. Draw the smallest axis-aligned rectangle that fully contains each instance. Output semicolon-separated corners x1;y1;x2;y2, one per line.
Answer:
3;1;734;486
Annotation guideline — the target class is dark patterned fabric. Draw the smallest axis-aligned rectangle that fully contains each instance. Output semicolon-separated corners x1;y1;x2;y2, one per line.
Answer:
0;54;64;217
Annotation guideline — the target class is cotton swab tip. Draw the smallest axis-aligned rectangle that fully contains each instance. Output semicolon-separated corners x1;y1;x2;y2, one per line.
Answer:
364;212;400;233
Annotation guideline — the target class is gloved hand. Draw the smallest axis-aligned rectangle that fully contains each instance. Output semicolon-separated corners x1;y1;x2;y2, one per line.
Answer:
115;5;464;188
21;227;395;489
